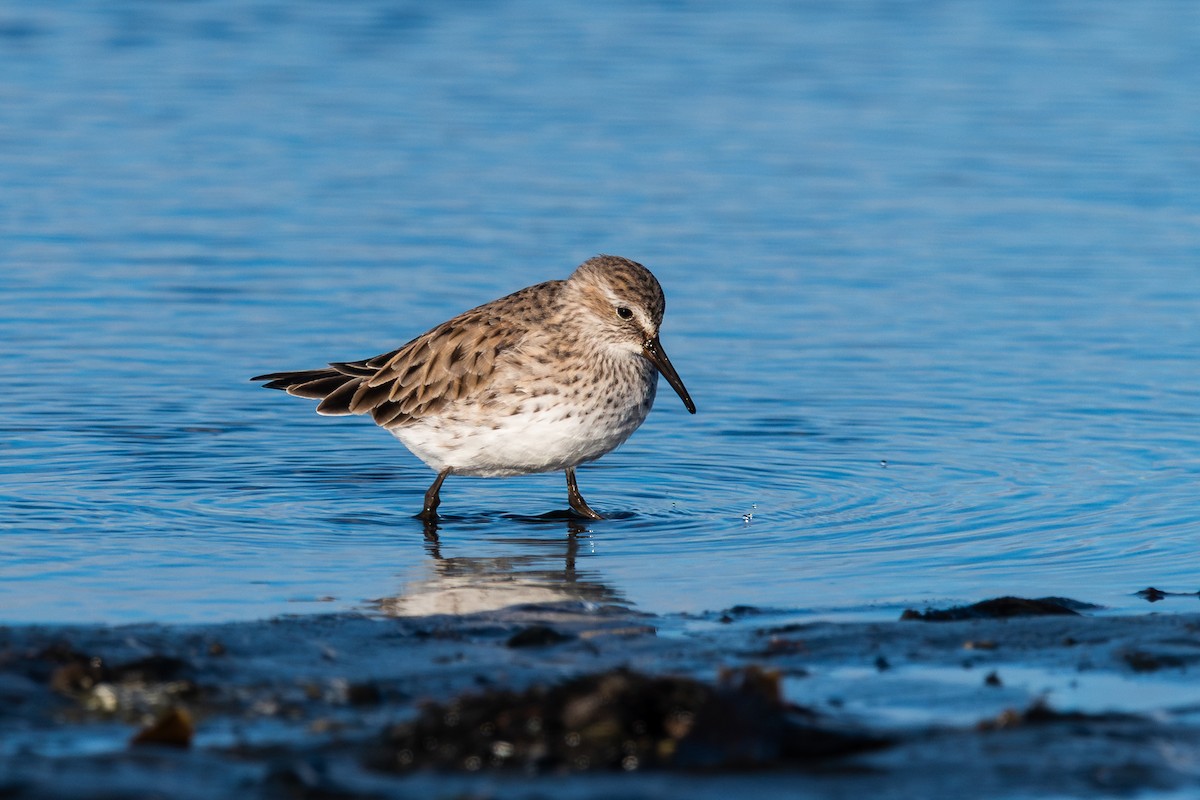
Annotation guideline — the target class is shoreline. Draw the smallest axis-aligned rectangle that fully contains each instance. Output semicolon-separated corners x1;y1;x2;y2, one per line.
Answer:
3;599;1199;798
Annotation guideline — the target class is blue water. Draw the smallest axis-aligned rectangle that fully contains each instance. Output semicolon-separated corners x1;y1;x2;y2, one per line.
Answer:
2;2;1198;624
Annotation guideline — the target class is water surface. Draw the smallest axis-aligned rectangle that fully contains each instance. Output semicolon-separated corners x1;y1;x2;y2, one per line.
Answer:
2;1;1198;623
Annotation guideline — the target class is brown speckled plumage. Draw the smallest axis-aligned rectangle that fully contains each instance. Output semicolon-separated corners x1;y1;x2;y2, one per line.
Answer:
253;255;695;521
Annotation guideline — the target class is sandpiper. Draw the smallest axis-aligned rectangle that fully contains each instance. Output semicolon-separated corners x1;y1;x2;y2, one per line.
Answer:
252;255;696;520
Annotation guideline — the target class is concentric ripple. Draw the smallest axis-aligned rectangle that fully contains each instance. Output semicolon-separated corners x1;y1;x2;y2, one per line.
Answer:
3;1;1199;623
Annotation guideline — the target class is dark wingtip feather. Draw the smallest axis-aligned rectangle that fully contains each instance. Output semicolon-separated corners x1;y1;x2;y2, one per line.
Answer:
289;375;354;400
315;378;363;416
255;374;302;391
252;369;347;396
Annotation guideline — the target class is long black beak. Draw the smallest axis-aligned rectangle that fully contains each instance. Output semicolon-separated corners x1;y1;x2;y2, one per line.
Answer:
642;336;696;414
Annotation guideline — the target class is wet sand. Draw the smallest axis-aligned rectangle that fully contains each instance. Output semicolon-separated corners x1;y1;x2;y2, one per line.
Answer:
3;598;1199;798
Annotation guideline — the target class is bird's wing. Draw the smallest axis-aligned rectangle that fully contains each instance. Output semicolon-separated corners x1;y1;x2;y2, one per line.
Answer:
315;284;555;428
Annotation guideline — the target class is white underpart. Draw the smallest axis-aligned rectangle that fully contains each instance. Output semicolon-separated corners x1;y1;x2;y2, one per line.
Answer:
391;358;659;477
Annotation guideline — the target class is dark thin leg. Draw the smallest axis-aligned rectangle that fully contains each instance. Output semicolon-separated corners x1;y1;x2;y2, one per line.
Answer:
419;468;451;521
565;467;603;520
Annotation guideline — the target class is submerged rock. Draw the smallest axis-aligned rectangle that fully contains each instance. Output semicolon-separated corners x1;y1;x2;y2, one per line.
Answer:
130;706;194;748
977;700;1137;731
505;625;575;648
369;666;888;773
901;596;1089;621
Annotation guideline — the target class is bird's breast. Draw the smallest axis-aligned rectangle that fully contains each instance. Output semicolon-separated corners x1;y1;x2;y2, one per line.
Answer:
391;352;658;477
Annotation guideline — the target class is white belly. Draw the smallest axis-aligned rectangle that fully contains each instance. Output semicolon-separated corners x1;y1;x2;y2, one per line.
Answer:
391;369;658;477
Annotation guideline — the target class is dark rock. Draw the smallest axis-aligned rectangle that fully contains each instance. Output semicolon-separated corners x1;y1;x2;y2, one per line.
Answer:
506;626;575;648
978;700;1136;730
1122;650;1195;673
368;666;888;774
130;706;194;748
901;597;1085;622
346;682;383;706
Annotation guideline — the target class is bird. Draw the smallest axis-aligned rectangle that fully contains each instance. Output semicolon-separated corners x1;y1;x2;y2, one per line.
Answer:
251;255;696;521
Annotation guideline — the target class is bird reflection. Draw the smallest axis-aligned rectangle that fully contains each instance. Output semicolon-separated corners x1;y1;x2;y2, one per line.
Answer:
372;515;626;616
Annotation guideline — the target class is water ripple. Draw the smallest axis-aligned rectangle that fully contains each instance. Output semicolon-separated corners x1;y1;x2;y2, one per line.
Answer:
3;0;1199;623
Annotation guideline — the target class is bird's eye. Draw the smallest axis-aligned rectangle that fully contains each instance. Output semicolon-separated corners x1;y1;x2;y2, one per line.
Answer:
616;306;634;320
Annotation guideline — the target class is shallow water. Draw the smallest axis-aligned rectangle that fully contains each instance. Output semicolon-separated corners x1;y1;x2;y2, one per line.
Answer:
2;1;1198;624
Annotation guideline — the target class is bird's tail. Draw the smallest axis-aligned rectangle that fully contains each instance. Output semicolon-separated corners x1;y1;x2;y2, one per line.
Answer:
253;343;409;418
252;362;374;416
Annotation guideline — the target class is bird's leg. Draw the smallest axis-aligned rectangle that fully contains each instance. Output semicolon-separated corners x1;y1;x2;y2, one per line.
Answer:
565;467;604;520
419;468;451;521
